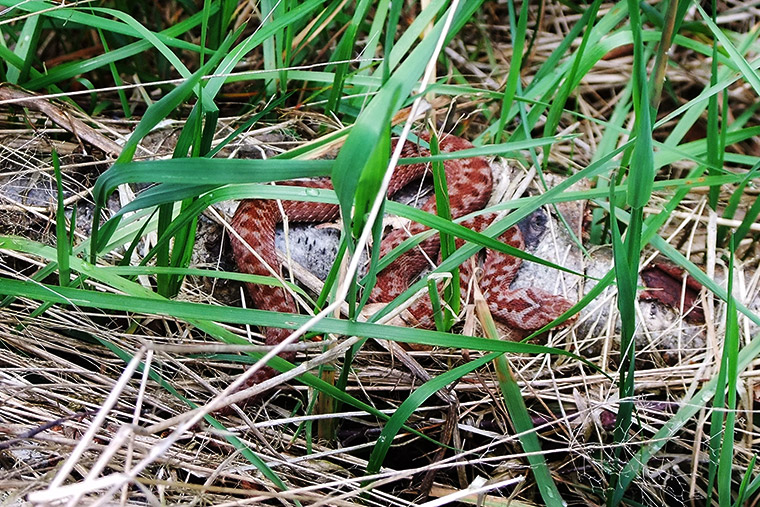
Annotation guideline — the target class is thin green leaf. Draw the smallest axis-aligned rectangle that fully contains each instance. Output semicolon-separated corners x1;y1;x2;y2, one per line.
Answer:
694;4;760;96
6;12;41;84
479;293;564;506
52;150;69;287
496;0;528;143
717;238;740;505
364;353;499;478
430;131;458;327
0;275;593;368
734;455;757;506
22;7;215;90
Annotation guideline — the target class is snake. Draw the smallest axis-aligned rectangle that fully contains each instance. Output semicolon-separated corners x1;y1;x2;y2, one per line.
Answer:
230;133;574;386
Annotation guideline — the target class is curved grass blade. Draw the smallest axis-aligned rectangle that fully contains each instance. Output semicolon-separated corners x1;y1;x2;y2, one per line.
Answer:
22;7;214;90
94;158;333;207
608;175;639;501
364;352;499;478
694;4;760;96
89;32;237;257
542;0;603;157
202;0;326;99
430;132;459;328
325;0;373;114
736;456;760;505
0;278;594;369
3;1;202;52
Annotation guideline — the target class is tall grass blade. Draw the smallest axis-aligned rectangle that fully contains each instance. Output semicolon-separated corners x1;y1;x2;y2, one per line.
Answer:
695;4;760;95
717;237;740;504
608;1;656;502
90;30;238;260
718;162;760;244
734;455;758;506
326;0;372;114
260;0;280;95
737;457;760;504
430;131;459;328
542;0;603;163
52;150;70;287
496;0;528;143
705;0;726;211
607;179;638;504
95;27;130;117
477;293;564;506
6;12;41;84
382;0;402;83
733;193;760;244
20;7;214;90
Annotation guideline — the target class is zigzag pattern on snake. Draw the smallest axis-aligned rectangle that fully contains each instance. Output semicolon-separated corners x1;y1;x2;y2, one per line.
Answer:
231;133;574;386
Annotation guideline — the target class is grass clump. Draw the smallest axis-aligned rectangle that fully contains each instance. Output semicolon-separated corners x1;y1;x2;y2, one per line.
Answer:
1;1;759;505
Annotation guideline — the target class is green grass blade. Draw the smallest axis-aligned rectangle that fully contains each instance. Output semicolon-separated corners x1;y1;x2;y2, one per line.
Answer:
718;161;760;244
717;238;740;505
608;180;639;503
364;352;499;478
542;0;603;154
95;27;130;117
694;4;760;96
52;150;69;287
734;455;758;506
706;6;721;210
21;7;215;90
260;0;279;95
608;2;656;502
326;0;372;113
496;0;528;143
478;295;564;506
5;12;41;84
202;0;325;99
738;457;760;503
95;158;332;204
381;0;399;83
430;131;459;327
1;1;202;52
0;277;593;369
733;190;760;243
88;57;216;258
